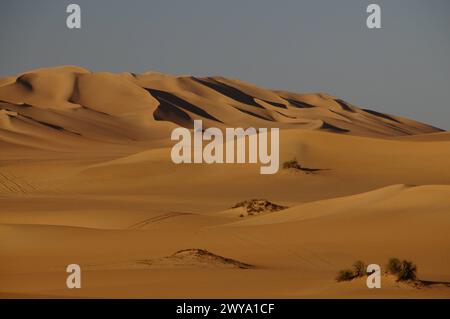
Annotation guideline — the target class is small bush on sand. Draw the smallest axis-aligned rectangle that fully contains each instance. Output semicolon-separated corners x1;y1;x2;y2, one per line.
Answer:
397;260;417;281
282;159;324;173
336;260;367;282
283;159;302;170
336;269;355;282
352;260;366;278
337;258;419;283
386;257;402;275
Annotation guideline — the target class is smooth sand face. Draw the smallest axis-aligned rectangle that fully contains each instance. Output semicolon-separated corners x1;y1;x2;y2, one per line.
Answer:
0;66;449;298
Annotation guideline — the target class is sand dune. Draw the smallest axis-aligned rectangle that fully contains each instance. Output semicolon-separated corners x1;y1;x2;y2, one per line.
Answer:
84;249;254;270
228;184;450;226
0;66;449;298
0;66;442;152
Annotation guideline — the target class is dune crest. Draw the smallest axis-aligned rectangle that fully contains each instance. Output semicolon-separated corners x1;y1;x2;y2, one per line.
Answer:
0;66;443;151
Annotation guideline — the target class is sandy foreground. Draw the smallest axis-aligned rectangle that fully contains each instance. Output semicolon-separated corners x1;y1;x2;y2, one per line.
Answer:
0;66;449;298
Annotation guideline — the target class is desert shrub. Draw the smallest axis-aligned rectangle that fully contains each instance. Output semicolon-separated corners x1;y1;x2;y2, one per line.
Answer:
336;269;355;282
282;159;323;174
386;257;402;275
397;260;417;281
352;260;366;278
282;159;302;170
232;199;287;213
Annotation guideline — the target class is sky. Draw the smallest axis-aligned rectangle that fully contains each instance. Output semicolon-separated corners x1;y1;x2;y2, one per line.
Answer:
0;0;449;129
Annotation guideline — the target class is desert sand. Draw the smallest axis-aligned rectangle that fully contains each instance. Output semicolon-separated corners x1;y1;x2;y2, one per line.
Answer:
0;66;449;298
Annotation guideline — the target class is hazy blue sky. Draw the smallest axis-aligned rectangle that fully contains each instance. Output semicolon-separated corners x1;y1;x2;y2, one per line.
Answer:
1;0;449;129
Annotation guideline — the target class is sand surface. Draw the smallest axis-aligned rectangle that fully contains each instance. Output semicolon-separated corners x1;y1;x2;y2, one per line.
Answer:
0;66;449;298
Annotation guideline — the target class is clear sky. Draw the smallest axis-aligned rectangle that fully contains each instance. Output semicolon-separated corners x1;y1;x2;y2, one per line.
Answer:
1;0;449;129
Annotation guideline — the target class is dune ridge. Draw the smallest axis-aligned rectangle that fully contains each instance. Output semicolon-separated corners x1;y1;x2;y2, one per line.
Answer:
0;66;443;152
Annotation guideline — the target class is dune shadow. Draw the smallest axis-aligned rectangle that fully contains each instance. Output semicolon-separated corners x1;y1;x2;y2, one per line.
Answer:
192;77;263;109
18;113;81;135
262;100;287;109
153;98;194;128
148;88;222;127
16;75;33;91
335;99;356;113
275;110;297;119
234;107;275;121
362;108;402;123
417;279;450;288
321;122;350;133
0;101;32;108
285;98;316;109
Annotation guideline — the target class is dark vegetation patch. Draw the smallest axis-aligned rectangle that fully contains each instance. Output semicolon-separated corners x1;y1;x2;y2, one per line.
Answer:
282;159;328;174
232;199;288;217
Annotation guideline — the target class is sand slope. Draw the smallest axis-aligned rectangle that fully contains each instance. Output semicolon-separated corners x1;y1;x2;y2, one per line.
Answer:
0;66;449;298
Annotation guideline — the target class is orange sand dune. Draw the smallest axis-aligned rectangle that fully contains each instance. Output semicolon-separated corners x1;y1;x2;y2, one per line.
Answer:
0;66;449;298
